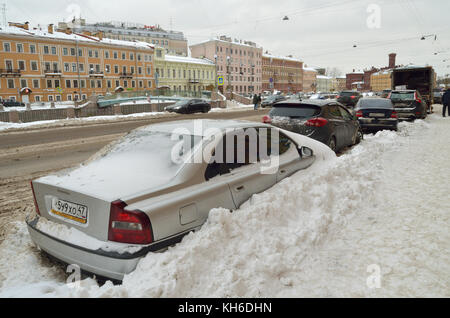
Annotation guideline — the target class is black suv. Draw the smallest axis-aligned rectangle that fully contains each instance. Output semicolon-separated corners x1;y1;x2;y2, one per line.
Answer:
337;91;361;107
388;90;427;120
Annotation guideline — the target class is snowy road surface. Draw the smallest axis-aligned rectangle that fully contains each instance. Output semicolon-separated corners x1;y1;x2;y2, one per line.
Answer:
0;107;449;297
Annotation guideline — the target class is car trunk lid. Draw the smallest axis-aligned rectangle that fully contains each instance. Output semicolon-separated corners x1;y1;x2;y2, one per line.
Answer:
31;180;112;241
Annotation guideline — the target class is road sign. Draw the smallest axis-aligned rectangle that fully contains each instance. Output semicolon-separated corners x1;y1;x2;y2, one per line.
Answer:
56;87;63;93
217;76;224;86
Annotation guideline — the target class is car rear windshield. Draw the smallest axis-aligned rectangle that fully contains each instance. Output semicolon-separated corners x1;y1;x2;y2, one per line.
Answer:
390;92;415;101
270;105;321;118
340;92;359;96
359;99;393;108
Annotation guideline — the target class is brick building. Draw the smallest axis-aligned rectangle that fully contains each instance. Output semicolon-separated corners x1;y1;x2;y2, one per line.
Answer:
0;22;155;103
262;53;303;93
302;65;318;93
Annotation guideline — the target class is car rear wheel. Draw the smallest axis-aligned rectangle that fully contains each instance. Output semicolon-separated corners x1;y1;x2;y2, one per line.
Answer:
328;136;337;152
354;129;363;145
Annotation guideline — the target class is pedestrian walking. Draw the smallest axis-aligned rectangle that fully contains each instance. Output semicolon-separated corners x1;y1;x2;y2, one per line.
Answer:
442;88;450;117
253;94;259;110
258;94;262;109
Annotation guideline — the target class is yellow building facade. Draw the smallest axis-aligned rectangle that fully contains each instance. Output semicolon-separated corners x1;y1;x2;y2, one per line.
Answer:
0;22;155;103
370;70;392;92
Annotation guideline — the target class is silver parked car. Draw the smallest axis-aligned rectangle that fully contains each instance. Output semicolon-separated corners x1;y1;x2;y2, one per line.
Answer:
27;120;316;281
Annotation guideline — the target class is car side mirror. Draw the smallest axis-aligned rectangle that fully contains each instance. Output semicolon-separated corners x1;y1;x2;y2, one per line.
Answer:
299;146;313;158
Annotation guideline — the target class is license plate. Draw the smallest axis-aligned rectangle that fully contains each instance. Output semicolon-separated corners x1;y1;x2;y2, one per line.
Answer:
369;113;385;117
50;198;88;225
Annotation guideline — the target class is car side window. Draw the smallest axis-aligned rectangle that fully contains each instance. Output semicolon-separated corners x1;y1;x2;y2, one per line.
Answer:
328;105;343;118
339;106;353;121
259;129;295;159
205;131;256;181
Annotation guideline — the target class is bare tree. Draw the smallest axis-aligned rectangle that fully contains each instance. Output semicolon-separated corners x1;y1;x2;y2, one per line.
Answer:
326;67;343;78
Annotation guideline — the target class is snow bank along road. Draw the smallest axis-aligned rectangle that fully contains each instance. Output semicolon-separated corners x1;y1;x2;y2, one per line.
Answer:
0;106;449;297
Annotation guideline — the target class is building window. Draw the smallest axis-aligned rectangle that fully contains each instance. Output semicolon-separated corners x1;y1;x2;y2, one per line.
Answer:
114;65;119;74
122;52;126;60
20;79;27;88
88;50;93;58
148;81;152;88
78;49;83;57
105;51;110;59
17;44;24;53
107;80;112;88
94;51;99;58
106;65;111;73
29;44;36;54
64;63;70;72
35;96;41;102
3;43;11;52
97;80;102;88
33;79;39;88
70;48;76;56
51;47;57;55
55;80;60;88
81;80;86;88
79;64;84;72
47;80;53;88
18;61;25;71
72;63;77;72
73;80;78;88
113;51;118;59
63;48;68;55
56;95;61;102
48;95;54;102
67;95;72;101
131;81;135;88
66;80;71;88
90;80;95;88
130;53;134;60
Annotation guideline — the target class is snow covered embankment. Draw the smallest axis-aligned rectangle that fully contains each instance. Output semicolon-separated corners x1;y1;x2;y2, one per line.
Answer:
0;113;448;297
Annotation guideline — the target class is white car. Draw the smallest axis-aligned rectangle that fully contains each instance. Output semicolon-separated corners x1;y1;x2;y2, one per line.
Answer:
27;120;316;281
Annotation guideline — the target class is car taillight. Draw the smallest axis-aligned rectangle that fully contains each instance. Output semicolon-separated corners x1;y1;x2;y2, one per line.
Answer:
351;96;356;99
356;110;363;117
387;93;391;99
30;181;40;216
305;117;328;127
262;115;272;124
414;92;422;104
391;111;398;118
108;200;153;245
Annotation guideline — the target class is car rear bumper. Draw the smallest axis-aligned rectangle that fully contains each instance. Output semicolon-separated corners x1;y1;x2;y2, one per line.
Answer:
27;216;142;281
358;118;398;129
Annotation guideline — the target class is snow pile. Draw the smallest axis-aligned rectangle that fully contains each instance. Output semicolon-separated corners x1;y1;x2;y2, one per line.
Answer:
0;112;449;297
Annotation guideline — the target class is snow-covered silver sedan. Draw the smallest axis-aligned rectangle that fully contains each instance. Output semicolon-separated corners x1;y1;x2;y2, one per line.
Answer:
27;120;316;281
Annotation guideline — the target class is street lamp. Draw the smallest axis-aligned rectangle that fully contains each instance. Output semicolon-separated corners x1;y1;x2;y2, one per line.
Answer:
214;54;218;93
226;56;231;93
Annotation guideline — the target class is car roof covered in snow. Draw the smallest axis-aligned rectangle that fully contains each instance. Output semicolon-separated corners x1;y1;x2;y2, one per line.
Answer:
141;119;271;137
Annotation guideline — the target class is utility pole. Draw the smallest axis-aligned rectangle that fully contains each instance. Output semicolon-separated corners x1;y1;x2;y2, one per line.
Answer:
1;4;6;28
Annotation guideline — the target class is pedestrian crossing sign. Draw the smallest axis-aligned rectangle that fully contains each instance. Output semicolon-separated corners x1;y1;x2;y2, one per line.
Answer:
218;76;224;86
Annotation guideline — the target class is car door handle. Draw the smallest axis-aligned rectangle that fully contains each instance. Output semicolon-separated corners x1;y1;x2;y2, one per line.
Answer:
235;185;245;192
280;169;287;174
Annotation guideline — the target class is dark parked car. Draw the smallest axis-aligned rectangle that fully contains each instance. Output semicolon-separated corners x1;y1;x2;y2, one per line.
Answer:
263;100;363;152
388;90;427;120
355;98;398;132
165;99;211;114
1;99;25;107
337;91;361;107
433;88;443;104
261;95;287;108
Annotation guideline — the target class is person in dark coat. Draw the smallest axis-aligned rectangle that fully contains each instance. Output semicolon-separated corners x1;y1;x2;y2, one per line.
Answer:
253;94;259;110
442;88;450;117
258;94;262;108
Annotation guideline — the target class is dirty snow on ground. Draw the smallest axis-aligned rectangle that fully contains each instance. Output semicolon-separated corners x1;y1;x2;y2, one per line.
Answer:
0;109;449;297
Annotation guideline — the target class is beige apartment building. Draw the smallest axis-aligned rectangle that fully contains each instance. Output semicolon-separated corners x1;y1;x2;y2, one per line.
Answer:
302;65;318;93
262;53;303;93
0;22;155;103
190;36;263;95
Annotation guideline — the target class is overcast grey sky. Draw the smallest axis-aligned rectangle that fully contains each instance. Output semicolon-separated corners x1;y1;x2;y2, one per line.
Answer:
4;0;450;76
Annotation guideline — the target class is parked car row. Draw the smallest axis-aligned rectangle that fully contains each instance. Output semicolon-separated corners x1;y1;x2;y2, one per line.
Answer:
1;99;25;107
165;99;211;114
